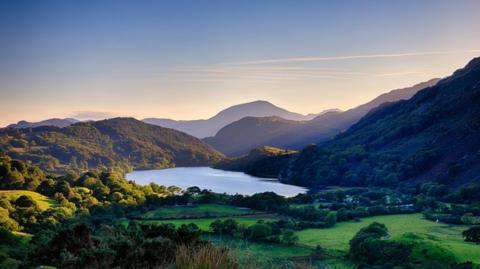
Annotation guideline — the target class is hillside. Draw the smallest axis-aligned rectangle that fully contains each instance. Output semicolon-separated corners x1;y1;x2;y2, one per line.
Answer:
0;118;223;173
204;116;303;156
279;57;480;187
205;79;440;156
214;146;296;178
6;118;79;129
143;100;319;138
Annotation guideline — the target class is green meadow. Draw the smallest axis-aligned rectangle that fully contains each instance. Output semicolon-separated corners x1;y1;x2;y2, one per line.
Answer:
126;207;480;266
295;213;480;264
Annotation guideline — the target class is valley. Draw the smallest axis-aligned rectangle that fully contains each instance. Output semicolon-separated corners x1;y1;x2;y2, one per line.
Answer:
1;6;479;267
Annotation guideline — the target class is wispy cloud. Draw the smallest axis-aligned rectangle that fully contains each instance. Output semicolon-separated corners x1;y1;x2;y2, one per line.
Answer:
220;49;480;66
156;49;480;82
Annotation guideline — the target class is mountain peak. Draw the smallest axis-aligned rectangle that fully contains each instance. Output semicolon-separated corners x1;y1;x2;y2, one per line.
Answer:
144;100;314;138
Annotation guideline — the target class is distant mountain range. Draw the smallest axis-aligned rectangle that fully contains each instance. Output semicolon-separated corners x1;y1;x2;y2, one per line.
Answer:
0;118;223;173
4;101;324;136
205;78;440;156
143;100;323;138
228;57;480;188
7;118;79;129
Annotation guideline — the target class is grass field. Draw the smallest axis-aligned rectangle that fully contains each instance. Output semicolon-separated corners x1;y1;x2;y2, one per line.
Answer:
136;216;278;231
205;235;313;259
139;204;256;219
295;213;480;263
0;190;58;211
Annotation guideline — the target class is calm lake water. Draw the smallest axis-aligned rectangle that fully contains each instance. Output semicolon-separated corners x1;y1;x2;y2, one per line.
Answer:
126;167;306;197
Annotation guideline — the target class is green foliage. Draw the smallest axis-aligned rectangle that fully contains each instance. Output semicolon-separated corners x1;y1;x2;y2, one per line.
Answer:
282;59;480;188
349;222;412;267
279;229;298;245
0;118;223;173
214;146;296;178
140;204;255;220
0;228;29;267
25;222;221;268
324;211;337;227
463;226;480;244
398;233;457;268
143;216;276;232
295;213;480;263
210;219;240;235
0;158;171;233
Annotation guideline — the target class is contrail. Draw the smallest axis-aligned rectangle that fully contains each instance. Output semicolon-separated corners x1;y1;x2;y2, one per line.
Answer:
222;49;480;65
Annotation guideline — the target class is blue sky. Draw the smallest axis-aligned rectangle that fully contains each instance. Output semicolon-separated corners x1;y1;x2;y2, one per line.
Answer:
1;0;479;126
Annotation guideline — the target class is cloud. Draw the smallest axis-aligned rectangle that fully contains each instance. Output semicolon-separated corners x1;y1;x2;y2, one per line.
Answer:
155;49;480;83
70;111;119;121
220;49;480;66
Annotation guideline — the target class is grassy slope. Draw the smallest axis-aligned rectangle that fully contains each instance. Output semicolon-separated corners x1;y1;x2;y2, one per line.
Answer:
140;204;256;219
206;235;312;259
295;213;480;263
0;190;58;211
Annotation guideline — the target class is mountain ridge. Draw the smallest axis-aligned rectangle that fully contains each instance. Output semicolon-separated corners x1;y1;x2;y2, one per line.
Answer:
278;57;480;187
205;78;440;156
6;118;79;129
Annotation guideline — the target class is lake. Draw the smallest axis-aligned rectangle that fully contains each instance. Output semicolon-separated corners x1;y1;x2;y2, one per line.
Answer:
126;167;306;197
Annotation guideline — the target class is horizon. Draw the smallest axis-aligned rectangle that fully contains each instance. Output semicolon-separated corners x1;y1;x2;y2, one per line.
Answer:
1;0;480;126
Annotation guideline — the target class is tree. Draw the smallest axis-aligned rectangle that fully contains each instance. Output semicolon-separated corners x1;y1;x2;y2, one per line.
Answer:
0;208;21;231
280;229;298;245
324;211;337;227
210;219;239;235
247;223;273;242
349;222;412;266
14;195;38;208
463;226;480;244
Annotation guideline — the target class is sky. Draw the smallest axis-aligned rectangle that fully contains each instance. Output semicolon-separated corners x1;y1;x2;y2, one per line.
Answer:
1;0;480;126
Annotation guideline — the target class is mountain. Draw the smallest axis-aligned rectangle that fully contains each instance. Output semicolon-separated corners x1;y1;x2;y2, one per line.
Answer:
6;118;79;129
310;77;442;130
0;118;223;173
143;100;319;138
278;57;480;187
205;79;440;156
203;116;303;157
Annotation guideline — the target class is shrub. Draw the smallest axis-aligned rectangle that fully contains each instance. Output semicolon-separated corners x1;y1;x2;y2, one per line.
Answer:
462;226;480;244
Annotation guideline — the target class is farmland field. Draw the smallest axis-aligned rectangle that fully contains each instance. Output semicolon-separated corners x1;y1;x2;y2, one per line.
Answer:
0;190;58;211
295;213;480;263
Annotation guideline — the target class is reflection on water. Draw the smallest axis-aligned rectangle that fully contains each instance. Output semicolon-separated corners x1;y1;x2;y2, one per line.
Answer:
126;167;306;197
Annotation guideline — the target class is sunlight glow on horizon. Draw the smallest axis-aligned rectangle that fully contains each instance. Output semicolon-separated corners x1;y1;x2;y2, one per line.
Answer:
1;0;479;126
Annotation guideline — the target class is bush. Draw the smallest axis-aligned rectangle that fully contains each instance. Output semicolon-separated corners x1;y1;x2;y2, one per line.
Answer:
324;211;337;227
462;226;480;244
349;222;412;266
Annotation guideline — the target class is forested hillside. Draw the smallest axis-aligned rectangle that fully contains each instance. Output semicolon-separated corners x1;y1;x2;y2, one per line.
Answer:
0;118;223;174
280;57;480;188
214;146;296;178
